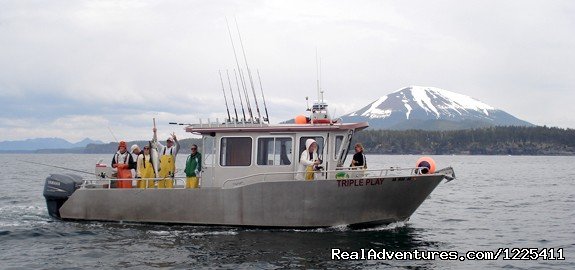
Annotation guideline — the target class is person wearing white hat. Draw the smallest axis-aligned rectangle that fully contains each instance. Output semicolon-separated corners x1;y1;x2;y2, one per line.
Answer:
298;138;321;180
130;144;141;179
152;128;180;188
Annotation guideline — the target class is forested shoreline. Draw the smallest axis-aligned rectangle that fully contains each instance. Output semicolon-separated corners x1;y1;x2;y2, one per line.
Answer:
353;126;575;155
5;126;574;156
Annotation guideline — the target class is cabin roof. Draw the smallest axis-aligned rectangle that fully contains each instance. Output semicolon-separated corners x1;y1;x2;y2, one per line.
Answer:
185;122;369;134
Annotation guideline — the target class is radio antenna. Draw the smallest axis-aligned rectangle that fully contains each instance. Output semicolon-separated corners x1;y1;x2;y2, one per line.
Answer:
234;69;247;122
316;48;320;102
234;17;262;123
256;69;270;123
218;70;232;122
226;69;239;122
226;17;254;122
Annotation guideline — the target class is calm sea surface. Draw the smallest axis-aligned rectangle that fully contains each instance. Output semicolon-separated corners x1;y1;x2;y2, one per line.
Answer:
0;154;573;269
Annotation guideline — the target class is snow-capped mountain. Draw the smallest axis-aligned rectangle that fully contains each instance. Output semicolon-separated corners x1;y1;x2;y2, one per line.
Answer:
342;86;533;130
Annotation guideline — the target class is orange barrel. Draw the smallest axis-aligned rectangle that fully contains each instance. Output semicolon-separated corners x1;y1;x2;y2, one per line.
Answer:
295;115;308;124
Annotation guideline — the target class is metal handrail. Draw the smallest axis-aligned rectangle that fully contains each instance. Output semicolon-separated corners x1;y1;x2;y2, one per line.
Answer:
81;176;193;189
221;167;427;189
81;166;446;190
193;118;269;129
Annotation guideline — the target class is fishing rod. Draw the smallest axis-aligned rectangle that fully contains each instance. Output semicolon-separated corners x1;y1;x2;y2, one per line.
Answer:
151;118;159;178
234;69;247;122
234;17;262;123
226;69;239;122
256;69;270;123
240;69;254;122
225;17;254;123
107;126;119;142
247;69;262;123
152;117;158;143
218;70;232;122
20;160;95;176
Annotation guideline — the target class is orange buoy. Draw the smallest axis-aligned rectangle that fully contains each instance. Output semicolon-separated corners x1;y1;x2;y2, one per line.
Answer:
416;157;436;174
295;115;308;124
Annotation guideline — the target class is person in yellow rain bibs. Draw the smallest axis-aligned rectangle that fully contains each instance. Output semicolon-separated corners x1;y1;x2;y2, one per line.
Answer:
298;139;321;180
136;145;155;188
152;128;180;188
184;144;202;188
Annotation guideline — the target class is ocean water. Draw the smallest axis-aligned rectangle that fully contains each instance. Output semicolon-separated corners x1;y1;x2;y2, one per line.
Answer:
0;154;573;269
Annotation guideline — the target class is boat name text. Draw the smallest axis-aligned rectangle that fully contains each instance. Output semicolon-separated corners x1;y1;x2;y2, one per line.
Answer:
337;177;414;187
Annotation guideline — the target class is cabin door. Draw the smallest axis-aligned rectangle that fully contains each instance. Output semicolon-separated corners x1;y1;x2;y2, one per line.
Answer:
201;135;216;187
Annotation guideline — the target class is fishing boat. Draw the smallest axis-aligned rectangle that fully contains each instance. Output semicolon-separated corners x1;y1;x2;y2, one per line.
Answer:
43;21;454;227
43;97;455;228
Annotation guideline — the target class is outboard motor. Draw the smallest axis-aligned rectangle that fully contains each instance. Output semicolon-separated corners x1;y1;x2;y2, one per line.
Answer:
43;174;83;219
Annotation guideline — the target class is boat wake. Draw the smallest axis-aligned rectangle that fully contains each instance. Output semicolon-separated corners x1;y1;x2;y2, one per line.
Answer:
354;221;408;232
0;205;49;228
277;221;409;233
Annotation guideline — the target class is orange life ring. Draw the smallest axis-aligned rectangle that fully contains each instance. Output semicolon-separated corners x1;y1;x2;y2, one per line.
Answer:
416;157;436;174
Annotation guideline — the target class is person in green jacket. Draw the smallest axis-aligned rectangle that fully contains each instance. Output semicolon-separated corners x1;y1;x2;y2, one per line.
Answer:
184;144;202;188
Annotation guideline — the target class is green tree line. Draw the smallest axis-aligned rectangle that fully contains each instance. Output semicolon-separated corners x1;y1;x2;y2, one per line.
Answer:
353;126;575;155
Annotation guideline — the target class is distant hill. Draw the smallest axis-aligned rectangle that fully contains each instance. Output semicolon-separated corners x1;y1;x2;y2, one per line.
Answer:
0;138;202;154
1;129;572;156
342;86;533;130
353;126;575;155
83;139;202;154
0;137;104;151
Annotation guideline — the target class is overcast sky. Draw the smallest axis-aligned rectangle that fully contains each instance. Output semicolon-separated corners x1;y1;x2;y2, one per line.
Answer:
1;0;574;142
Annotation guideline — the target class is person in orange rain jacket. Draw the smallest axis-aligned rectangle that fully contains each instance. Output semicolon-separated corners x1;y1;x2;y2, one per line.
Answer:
111;141;136;188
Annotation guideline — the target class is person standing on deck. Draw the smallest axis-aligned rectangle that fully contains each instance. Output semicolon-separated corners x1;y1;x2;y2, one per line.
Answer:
130;144;141;160
130;144;141;180
298;138;321;180
350;143;367;169
184;144;202;188
152;128;180;188
111;141;136;188
136;145;155;188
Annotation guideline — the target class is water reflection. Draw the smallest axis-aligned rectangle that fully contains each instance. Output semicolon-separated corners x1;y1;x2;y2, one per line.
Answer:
53;222;441;269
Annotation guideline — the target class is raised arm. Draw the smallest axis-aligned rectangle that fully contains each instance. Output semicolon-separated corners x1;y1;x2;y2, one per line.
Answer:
172;132;180;156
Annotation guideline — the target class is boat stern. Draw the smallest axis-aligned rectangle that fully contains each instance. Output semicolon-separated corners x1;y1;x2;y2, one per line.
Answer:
43;174;83;219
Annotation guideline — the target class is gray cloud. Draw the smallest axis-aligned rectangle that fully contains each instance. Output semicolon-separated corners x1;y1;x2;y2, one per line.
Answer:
1;0;573;142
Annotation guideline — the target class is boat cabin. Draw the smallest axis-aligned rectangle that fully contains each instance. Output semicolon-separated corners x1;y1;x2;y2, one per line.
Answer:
185;121;369;188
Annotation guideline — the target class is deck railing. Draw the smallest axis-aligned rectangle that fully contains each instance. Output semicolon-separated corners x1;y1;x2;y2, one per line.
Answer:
191;118;269;129
78;166;453;190
80;177;191;189
221;167;427;189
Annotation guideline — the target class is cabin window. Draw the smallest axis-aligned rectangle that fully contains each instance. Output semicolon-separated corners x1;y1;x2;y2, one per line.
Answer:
257;137;293;166
298;136;324;159
334;135;344;159
220;137;252;166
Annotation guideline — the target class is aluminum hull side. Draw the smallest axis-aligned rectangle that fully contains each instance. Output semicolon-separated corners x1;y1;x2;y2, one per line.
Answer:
59;175;445;227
